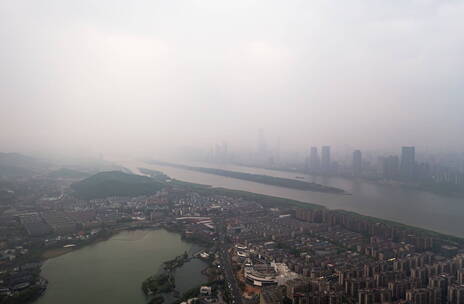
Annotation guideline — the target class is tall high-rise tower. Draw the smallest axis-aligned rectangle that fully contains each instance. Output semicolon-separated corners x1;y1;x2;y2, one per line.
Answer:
321;146;331;173
257;129;267;161
309;147;320;172
352;150;362;176
400;146;416;179
382;155;400;179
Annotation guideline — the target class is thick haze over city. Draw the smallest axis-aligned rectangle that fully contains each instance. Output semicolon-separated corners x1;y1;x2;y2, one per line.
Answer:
3;3;464;304
1;1;463;159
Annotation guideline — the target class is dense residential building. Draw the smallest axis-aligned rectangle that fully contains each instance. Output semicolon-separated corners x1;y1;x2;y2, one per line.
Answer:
1;151;464;304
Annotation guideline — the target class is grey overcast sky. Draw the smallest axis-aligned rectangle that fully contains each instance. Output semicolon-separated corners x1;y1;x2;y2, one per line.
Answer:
0;0;463;158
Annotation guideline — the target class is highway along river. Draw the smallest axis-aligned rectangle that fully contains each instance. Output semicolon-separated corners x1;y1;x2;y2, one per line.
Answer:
119;159;464;237
35;229;207;304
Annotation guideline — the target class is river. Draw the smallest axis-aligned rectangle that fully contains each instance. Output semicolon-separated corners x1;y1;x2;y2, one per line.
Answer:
36;229;208;304
118;159;464;237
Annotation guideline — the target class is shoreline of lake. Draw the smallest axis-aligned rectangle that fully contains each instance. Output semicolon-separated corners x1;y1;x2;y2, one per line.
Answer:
34;229;208;304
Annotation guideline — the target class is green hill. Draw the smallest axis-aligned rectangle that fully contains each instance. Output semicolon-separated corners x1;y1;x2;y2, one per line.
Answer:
71;171;164;199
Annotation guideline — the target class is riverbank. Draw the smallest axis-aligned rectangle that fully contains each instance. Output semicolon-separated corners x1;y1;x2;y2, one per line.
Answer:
28;163;464;304
233;161;464;198
134;158;464;240
145;160;346;194
139;161;464;242
118;158;464;237
231;188;463;243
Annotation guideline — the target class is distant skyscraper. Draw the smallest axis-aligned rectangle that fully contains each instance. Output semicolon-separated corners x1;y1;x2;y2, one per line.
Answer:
309;147;320;172
352;150;362;176
401;146;416;179
222;142;228;163
257;129;267;160
321;146;331;173
214;144;221;162
460;153;464;173
382;155;399;179
213;142;228;163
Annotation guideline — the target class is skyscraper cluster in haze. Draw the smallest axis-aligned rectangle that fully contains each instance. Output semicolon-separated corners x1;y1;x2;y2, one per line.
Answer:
203;131;464;189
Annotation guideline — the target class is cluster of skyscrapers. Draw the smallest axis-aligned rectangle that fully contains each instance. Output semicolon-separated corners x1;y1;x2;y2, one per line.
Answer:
306;146;363;177
306;146;332;174
307;146;418;180
203;133;463;188
304;145;464;187
380;147;416;180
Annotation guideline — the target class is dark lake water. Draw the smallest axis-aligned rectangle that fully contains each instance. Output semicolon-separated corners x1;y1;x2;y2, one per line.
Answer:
36;229;208;304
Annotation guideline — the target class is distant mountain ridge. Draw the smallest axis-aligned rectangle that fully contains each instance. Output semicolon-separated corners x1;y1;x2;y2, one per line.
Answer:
0;152;50;178
0;152;130;179
71;171;164;199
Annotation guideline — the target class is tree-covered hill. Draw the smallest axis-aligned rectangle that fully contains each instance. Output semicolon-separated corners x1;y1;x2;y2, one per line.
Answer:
71;171;164;199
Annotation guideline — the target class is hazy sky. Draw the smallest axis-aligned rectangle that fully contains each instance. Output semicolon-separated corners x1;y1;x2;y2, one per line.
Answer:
1;0;463;158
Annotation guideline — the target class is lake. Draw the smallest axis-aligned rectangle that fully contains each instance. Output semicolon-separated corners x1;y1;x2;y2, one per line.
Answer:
36;229;208;304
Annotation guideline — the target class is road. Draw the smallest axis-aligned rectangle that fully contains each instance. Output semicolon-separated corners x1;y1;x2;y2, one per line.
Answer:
219;244;243;304
216;218;243;304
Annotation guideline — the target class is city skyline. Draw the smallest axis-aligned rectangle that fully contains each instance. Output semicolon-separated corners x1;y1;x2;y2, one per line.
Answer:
1;1;464;304
1;1;464;158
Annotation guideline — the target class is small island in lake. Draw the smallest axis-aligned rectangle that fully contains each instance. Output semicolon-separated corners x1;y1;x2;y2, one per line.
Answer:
141;251;191;303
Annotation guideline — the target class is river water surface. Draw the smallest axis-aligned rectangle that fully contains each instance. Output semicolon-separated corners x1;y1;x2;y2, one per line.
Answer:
36;160;464;303
118;159;464;237
36;229;207;304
